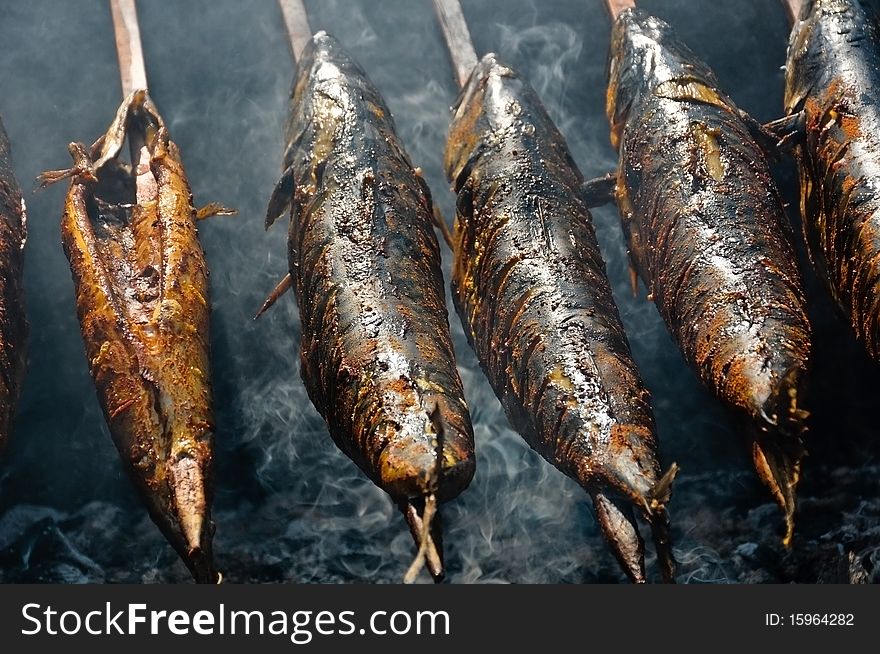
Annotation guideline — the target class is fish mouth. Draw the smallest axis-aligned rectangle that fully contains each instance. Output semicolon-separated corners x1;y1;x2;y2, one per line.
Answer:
591;491;646;583
578;451;679;583
590;468;677;584
378;437;442;500
379;441;475;502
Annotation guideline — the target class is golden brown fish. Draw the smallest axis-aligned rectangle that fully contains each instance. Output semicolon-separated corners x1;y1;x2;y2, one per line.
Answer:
39;90;231;583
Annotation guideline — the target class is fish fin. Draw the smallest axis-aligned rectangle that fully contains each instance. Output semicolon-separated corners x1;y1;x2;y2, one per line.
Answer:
254;272;293;320
763;112;804;137
169;456;212;578
34;167;78;190
762;112;806;153
743;111;805;158
648;462;678;512
195;202;237;221
753;436;804;548
37;91;163;192
581;172;617;207
752;365;808;548
35;142;97;190
266;165;296;230
432;205;455;250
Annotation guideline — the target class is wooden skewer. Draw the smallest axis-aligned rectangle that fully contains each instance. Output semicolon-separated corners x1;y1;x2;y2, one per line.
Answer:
605;0;636;20
278;0;313;64
402;495;443;582
109;0;151;200
782;0;802;24
109;0;148;95
432;0;479;89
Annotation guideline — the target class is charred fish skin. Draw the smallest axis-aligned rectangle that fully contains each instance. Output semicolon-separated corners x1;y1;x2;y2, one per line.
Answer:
49;91;217;583
785;0;880;360
607;8;812;541
266;33;475;504
446;53;675;582
0;117;26;453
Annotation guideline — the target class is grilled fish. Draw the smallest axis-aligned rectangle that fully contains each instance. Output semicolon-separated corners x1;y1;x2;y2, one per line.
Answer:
784;0;880;361
445;53;675;583
606;8;812;543
265;32;476;581
39;90;226;582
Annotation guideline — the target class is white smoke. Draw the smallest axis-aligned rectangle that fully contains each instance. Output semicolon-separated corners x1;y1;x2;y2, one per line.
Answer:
0;0;877;584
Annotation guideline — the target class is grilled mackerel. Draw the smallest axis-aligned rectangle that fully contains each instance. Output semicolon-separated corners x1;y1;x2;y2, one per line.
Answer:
785;0;880;360
266;33;475;579
39;91;223;582
0;117;26;453
446;53;675;583
607;8;812;543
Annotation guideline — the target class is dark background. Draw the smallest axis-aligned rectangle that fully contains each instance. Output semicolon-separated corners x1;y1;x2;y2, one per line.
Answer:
0;0;877;583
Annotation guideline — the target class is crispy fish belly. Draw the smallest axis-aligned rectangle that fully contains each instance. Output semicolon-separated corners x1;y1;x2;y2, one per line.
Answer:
0;117;27;452
266;34;475;518
445;53;675;582
44;91;217;582
607;9;812;542
785;0;880;360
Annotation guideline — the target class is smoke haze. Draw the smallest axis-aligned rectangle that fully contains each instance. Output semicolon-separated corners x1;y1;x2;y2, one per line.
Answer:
0;0;878;583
